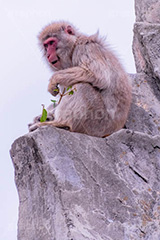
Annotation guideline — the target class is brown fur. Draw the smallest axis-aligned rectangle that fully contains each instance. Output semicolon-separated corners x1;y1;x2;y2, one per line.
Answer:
29;21;132;137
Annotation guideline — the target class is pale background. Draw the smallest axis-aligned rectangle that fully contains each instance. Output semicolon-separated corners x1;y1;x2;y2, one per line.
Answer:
0;0;135;239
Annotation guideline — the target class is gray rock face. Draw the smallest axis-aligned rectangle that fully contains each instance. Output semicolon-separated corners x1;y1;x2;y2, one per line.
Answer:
10;0;160;239
10;127;160;240
133;23;160;82
130;0;160;136
133;0;160;83
135;0;160;23
126;73;160;136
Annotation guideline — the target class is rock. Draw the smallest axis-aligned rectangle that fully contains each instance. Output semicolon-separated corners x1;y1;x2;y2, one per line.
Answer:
126;73;160;135
10;127;160;240
130;0;160;136
133;0;160;85
133;22;160;82
135;0;160;23
133;0;160;84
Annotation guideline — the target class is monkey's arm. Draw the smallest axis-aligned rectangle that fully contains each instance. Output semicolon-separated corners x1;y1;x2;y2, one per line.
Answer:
48;65;106;95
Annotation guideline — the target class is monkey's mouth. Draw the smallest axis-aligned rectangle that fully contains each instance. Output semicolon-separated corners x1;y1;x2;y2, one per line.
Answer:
52;56;60;65
52;60;58;65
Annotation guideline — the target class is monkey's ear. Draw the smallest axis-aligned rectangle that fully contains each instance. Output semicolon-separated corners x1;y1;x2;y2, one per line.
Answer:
65;25;75;35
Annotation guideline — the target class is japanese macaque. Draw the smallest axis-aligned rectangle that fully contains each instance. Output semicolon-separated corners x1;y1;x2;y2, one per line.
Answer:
29;21;132;137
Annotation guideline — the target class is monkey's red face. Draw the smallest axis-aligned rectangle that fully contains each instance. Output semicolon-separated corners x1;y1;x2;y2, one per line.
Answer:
43;37;61;69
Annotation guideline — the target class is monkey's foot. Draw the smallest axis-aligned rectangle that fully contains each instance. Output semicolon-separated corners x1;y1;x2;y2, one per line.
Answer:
28;123;41;132
28;121;70;132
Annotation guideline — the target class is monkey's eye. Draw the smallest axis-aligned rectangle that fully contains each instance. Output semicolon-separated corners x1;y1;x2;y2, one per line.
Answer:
44;44;47;50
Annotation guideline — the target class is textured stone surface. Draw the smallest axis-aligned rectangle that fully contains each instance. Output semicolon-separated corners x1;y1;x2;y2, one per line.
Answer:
135;0;160;23
133;0;160;85
133;22;160;82
131;0;160;136
10;127;160;240
126;73;160;135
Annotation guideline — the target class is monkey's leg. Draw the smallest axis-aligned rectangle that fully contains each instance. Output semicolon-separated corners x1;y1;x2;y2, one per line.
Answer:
29;120;70;132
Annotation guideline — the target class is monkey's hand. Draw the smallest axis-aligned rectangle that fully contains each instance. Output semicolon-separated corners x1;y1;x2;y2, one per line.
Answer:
48;77;60;96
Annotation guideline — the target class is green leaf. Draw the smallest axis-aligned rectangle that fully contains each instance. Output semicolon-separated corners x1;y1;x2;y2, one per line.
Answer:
67;86;72;91
68;90;74;95
51;99;57;108
40;106;48;122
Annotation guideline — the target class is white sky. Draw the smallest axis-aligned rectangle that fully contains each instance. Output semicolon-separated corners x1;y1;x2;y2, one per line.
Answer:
0;0;135;239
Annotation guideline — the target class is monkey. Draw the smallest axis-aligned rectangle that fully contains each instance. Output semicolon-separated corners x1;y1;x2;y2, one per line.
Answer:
29;21;132;137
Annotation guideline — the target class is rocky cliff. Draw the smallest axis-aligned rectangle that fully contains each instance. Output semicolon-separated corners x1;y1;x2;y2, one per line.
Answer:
10;1;160;239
